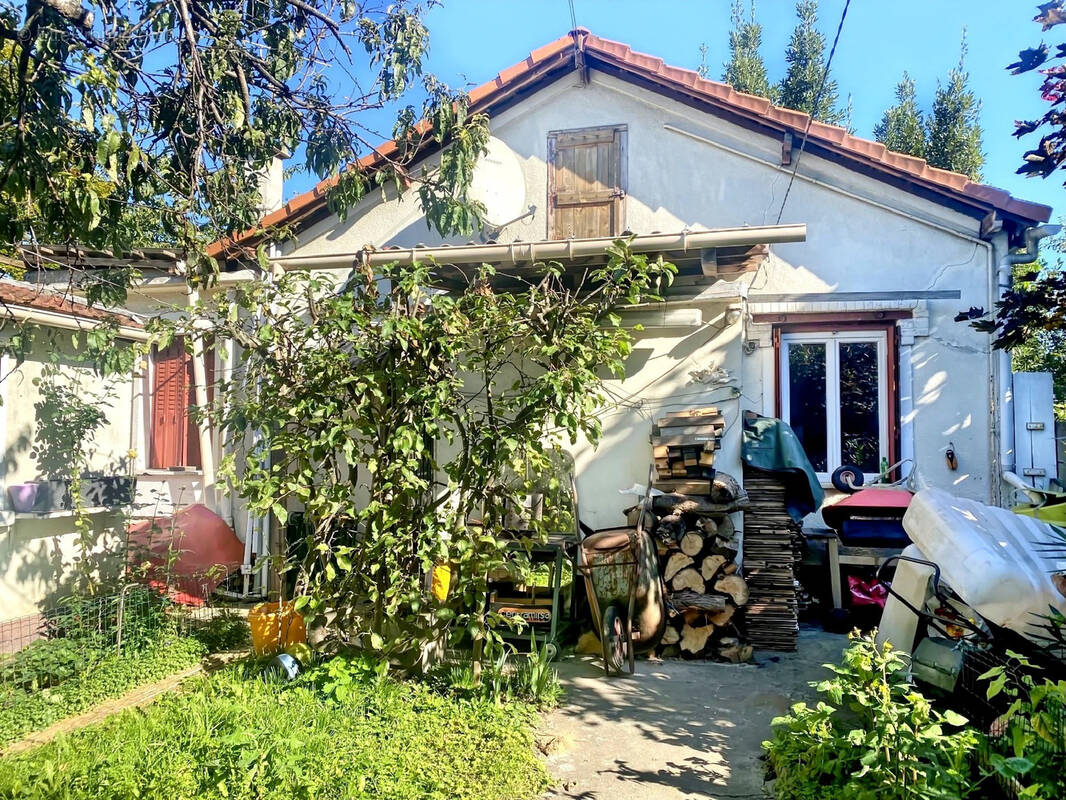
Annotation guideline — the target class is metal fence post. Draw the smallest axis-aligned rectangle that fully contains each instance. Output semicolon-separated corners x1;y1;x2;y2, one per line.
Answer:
115;583;135;656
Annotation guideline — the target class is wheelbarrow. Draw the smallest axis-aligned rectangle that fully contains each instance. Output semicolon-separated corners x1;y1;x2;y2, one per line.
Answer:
575;470;665;676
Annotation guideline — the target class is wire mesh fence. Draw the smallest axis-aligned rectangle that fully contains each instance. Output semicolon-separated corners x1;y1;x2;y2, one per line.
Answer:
0;584;230;694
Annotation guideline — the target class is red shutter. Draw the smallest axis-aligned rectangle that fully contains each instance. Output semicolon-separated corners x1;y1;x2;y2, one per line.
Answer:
149;339;189;469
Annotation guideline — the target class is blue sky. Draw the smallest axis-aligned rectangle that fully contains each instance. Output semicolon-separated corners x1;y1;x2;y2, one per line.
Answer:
296;1;1063;218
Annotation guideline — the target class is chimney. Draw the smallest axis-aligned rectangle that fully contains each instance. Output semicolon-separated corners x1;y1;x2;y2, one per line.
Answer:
256;151;288;219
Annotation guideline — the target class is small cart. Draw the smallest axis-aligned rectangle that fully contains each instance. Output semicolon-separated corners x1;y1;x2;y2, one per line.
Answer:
576;473;665;675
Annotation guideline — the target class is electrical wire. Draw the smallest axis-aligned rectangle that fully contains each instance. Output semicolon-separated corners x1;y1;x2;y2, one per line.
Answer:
774;0;853;226
567;0;578;31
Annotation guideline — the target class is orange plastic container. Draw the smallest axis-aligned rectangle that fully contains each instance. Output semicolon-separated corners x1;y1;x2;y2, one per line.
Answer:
248;601;307;655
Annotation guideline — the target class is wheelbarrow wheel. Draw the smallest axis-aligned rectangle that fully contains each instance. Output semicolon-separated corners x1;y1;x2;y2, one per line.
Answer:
601;603;628;675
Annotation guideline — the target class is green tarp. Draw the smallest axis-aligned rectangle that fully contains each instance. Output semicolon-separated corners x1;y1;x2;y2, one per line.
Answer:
741;414;824;521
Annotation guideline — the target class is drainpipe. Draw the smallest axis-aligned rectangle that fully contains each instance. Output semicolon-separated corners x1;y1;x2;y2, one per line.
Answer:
997;224;1061;495
184;282;217;512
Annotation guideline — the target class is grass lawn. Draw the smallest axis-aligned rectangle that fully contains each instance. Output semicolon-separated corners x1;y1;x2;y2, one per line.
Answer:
0;658;553;800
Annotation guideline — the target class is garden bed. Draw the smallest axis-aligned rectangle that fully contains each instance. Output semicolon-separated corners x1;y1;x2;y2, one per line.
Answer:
0;657;552;800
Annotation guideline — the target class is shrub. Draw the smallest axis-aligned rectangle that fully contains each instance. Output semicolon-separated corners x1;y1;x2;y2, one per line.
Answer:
980;651;1066;799
763;631;981;800
188;611;251;652
0;656;552;800
0;637;91;691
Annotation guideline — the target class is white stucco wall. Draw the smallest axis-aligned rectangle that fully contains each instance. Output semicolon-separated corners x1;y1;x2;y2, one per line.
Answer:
277;69;1012;528
0;335;139;620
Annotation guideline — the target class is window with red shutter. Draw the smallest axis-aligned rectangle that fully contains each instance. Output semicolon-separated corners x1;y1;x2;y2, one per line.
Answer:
149;337;211;469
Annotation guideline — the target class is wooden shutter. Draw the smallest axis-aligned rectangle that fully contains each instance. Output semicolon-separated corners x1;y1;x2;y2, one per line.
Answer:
547;125;626;239
149;338;189;469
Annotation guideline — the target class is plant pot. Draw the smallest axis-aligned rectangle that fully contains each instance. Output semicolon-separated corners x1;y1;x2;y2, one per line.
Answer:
32;480;72;513
81;475;136;508
7;483;40;513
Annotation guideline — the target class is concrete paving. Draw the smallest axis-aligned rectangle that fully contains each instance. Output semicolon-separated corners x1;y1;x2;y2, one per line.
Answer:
539;627;847;799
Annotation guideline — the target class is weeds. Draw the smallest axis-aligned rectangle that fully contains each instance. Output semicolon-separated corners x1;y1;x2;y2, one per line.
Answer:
0;654;552;800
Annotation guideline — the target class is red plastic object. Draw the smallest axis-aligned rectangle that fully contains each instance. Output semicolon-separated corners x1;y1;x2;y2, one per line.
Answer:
847;575;889;609
822;488;913;529
127;504;244;605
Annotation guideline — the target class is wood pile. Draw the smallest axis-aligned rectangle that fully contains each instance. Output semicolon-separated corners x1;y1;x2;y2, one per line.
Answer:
651;407;724;495
741;469;803;652
628;407;754;662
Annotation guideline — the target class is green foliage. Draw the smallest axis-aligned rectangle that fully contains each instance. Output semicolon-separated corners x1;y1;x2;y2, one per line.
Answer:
31;365;109;480
427;634;562;707
0;637;86;691
777;0;843;124
0;0;489;288
979;650;1066;799
164;239;674;673
926;33;984;181
874;73;927;159
1009;261;1066;418
720;1;775;101
0;657;551;800
188;611;252;653
763;631;981;800
0;632;206;746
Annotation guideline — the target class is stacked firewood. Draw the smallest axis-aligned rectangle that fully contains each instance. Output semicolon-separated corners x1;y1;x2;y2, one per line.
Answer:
627;473;753;662
741;469;802;651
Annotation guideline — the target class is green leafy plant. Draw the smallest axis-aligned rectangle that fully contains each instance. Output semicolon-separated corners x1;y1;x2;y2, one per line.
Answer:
0;657;551;800
0;632;207;746
763;631;981;800
0;637;88;691
164;239;675;677
979;650;1066;799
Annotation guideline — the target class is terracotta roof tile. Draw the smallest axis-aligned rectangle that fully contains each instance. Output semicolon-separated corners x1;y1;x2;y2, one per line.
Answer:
210;28;1050;257
0;281;142;328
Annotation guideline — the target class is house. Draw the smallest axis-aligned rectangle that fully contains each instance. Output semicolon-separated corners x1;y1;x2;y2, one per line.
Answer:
209;29;1055;531
24;30;1057;587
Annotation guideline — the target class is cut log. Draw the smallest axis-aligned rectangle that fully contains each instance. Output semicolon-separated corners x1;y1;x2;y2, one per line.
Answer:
679;531;704;557
663;552;694;582
681;623;716;654
722;562;738;576
696;517;718;536
682;608;705;626
717;643;754;664
715;515;736;540
700;554;728;581
660;644;681;659
714;574;750;607
660;625;680;646
708;605;736;626
668;588;729;612
655;514;685;545
625;505;657;532
652;494;748;516
671;568;705;593
711;472;742;504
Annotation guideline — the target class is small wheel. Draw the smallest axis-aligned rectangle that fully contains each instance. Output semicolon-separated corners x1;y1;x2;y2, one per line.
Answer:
626;612;636;675
831;464;864;494
601;604;628;675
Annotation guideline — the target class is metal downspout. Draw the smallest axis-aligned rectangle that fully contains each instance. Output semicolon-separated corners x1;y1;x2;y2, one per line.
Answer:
996;224;1062;500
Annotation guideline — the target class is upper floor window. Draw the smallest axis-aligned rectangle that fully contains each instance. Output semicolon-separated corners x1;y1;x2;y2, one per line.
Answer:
547;124;627;239
779;329;891;482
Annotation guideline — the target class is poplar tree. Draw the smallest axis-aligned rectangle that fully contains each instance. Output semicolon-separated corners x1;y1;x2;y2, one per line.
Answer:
926;34;984;180
777;0;843;123
722;1;774;100
874;73;927;158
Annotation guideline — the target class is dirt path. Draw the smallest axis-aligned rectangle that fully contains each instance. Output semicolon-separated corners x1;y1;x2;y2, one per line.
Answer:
539;628;845;799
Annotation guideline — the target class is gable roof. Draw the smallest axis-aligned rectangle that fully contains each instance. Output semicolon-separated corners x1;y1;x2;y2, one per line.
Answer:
210;28;1051;257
